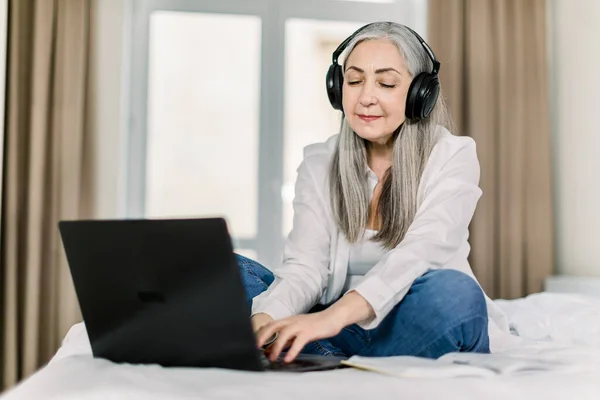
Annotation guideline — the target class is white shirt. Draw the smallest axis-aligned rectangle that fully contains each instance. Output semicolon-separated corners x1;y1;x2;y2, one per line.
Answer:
251;126;514;352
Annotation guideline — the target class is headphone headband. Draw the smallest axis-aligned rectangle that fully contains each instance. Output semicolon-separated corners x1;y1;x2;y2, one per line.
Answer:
404;26;440;74
331;22;440;75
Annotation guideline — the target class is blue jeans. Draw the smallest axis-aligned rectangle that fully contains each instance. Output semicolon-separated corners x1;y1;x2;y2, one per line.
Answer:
237;254;490;359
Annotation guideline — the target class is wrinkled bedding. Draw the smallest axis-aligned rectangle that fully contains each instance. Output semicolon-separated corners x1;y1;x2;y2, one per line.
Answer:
3;292;600;400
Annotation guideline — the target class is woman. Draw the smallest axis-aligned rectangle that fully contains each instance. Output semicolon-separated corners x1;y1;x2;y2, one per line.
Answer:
240;21;509;363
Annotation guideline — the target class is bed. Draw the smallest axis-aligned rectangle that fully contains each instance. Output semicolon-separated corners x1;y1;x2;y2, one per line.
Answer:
2;292;600;400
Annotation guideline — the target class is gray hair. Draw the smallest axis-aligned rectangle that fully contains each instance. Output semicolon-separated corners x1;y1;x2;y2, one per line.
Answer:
329;22;454;249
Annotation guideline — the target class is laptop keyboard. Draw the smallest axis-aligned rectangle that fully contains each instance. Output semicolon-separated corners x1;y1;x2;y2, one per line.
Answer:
259;353;320;371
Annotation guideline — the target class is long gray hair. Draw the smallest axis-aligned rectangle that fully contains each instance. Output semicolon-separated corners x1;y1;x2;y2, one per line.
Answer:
329;22;454;249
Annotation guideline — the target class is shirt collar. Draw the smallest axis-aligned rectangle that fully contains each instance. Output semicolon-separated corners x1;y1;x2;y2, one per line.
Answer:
364;164;379;185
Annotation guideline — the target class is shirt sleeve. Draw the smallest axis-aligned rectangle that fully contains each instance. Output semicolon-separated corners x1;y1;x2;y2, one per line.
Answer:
251;157;331;320
351;138;483;329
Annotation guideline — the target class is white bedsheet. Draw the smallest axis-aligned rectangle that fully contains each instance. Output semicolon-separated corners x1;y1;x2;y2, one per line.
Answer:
3;292;600;400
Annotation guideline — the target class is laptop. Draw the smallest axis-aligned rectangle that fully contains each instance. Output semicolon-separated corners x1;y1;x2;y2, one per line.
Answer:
58;217;346;372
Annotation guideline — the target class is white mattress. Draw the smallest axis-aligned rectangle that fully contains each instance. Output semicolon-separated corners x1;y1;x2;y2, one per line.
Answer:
3;292;600;400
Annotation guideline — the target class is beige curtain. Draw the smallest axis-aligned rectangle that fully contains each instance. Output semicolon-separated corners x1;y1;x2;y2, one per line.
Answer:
1;0;93;389
428;0;554;299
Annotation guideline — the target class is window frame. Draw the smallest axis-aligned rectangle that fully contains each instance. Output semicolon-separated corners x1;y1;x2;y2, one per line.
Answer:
127;0;424;268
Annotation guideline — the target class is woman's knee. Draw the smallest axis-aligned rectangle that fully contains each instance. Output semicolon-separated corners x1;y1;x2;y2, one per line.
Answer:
409;270;489;354
359;269;490;357
421;269;487;316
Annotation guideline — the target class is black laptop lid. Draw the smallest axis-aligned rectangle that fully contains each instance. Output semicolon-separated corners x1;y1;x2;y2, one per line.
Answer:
58;217;262;370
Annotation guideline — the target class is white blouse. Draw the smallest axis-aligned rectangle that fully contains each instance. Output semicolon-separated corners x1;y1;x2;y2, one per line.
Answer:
251;126;514;352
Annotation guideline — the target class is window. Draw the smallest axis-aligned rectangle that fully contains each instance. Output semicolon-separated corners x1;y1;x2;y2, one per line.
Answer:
145;12;261;242
128;0;427;268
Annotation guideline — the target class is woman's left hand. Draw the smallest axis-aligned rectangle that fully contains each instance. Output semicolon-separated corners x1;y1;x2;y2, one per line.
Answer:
256;310;344;363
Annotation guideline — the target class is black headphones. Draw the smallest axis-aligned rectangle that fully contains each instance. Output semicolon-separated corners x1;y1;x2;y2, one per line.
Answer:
325;22;441;121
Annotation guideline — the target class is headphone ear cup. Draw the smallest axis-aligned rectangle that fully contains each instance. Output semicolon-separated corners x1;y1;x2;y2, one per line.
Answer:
405;73;426;120
421;75;440;119
406;73;440;120
326;63;344;111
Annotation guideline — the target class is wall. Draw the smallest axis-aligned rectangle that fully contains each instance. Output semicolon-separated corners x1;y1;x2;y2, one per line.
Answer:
549;0;600;276
87;0;130;219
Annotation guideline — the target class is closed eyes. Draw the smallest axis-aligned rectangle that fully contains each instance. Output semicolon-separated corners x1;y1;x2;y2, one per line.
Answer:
347;80;396;89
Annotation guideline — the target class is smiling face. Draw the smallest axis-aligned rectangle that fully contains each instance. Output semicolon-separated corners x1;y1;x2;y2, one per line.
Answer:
342;39;412;146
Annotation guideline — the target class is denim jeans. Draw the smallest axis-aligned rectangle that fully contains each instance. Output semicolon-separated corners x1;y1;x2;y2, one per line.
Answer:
237;254;490;359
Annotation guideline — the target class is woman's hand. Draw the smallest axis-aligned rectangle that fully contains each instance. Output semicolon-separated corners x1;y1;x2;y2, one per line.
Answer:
251;313;274;333
256;291;375;363
256;311;345;363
